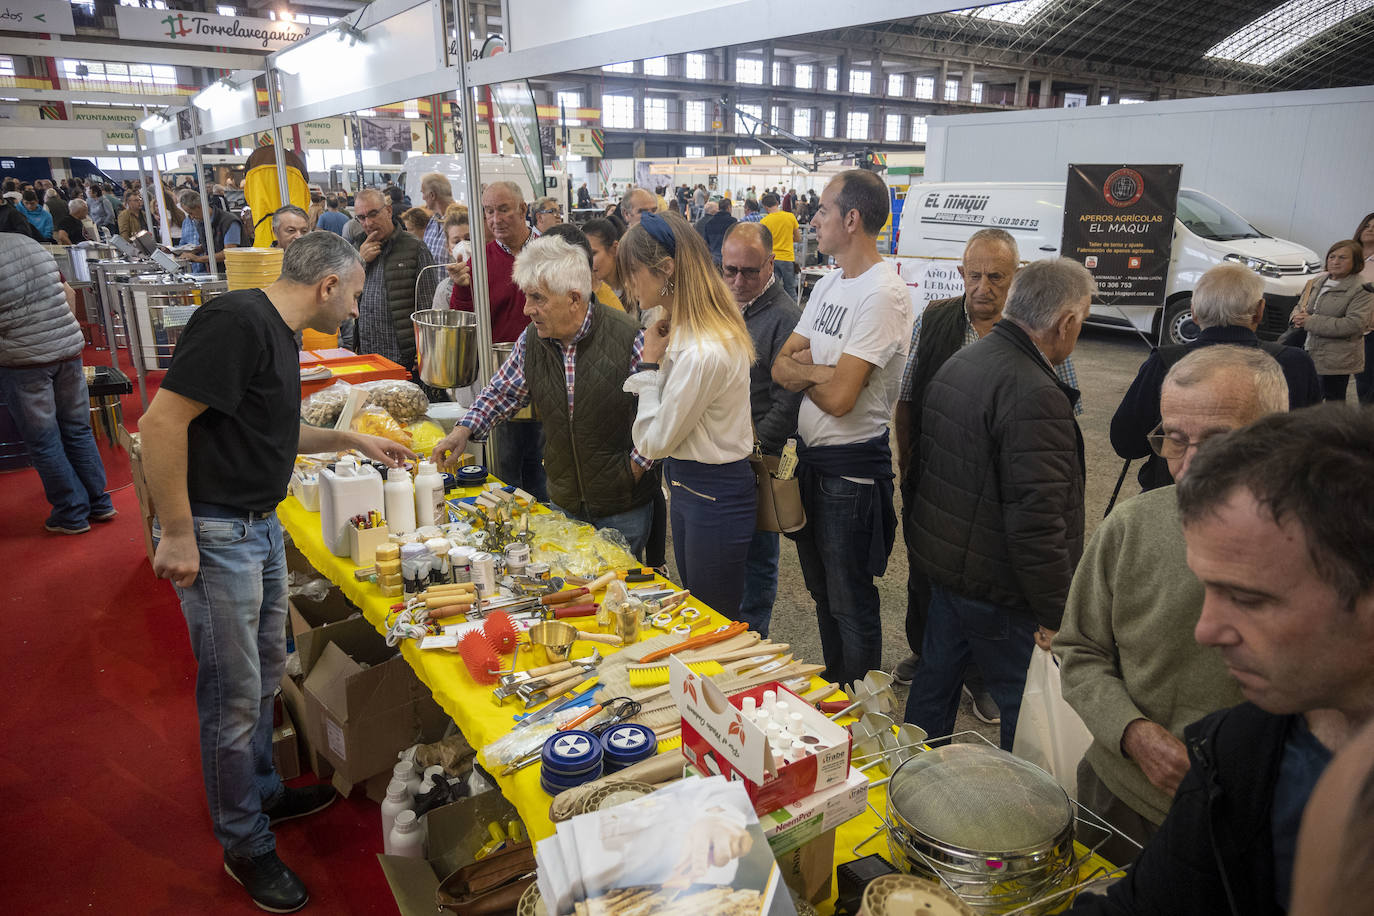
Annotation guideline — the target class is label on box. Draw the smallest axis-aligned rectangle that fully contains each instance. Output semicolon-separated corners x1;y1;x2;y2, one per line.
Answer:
326;717;346;760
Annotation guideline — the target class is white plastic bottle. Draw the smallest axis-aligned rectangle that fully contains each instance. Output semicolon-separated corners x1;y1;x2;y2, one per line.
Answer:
393;760;421;799
318;456;384;556
384;466;417;535
413;460;445;528
388;808;425;858
380;778;413;852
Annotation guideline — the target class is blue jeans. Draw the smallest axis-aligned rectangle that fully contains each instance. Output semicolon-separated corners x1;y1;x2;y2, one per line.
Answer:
551;499;654;562
736;529;780;636
0;358;112;528
666;458;756;618
904;584;1037;750
774;261;798;303
494;420;548;503
792;475;884;687
154;513;288;858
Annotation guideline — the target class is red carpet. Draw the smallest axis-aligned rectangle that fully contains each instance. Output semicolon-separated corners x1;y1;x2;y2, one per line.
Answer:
0;349;397;913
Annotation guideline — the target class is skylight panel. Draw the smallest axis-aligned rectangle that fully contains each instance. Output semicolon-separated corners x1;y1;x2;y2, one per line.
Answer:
1206;0;1374;66
955;0;1056;25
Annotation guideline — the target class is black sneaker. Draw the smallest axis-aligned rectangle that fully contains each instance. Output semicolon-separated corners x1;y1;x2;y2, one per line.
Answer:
963;684;1001;724
890;654;919;687
224;850;308;913
264;784;337;826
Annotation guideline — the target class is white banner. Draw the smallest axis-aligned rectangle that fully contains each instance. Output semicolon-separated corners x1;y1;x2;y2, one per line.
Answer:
103;126;137;146
115;6;313;51
299;119;344;149
0;0;76;37
67;106;141;125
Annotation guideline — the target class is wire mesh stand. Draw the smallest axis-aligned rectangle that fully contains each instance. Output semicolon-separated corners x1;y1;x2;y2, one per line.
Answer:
848;729;1139;914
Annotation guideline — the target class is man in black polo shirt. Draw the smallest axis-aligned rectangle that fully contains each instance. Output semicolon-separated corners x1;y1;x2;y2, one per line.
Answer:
139;233;414;913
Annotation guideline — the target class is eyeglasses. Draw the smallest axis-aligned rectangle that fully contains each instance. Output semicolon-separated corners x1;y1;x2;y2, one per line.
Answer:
1146;422;1226;459
357;207;387;221
721;265;764;279
536;208;561;216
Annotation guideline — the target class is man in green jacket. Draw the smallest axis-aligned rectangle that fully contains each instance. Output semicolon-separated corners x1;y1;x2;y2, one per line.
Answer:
348;187;437;371
1056;345;1288;865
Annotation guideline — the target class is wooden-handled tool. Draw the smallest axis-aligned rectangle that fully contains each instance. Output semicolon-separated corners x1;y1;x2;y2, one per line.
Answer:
542;588;589;606
638;621;748;664
573;630;623;647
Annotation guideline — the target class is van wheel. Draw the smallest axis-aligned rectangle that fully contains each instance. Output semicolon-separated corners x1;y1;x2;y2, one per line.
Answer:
1163;298;1199;346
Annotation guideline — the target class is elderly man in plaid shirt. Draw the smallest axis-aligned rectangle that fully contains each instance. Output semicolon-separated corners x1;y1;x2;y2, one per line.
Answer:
891;228;1082;723
433;235;659;558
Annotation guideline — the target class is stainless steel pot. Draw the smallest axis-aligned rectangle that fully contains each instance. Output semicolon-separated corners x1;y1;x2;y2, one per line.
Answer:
886;744;1077;915
492;341;538;420
412;309;478;388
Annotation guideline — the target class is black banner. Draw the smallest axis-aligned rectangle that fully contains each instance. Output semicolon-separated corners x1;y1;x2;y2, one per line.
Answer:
1061;164;1181;307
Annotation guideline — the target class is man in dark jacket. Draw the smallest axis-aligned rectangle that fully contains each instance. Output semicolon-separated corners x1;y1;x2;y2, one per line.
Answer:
722;222;803;636
348;187;437;372
1067;404;1374;914
892;229;1083;721
905;257;1094;749
433;236;656;556
698;197;738;265
1110;262;1320;491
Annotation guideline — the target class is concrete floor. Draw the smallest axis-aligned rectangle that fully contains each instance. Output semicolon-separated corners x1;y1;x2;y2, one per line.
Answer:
663;325;1155;742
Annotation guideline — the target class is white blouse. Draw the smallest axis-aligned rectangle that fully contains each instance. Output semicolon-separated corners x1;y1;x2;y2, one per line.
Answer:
623;333;753;464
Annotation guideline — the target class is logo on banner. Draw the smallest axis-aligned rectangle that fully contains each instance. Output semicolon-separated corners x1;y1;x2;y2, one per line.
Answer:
1128;256;1142;269
1103;168;1145;208
1084;256;1098;268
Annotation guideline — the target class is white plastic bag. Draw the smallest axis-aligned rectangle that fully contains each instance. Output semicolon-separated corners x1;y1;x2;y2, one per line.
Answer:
1013;647;1093;799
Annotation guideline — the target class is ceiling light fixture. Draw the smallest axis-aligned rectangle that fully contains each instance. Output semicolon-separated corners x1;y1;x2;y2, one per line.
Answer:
139;110;171;132
273;22;368;76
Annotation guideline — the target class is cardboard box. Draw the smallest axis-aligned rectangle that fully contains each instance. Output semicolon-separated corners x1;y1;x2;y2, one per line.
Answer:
273;707;301;781
671;658;851;815
280;673;333;781
774;829;836;905
377;790;522;916
761;767;870;857
118;426;156;565
288;589;365;674
302;623;450;796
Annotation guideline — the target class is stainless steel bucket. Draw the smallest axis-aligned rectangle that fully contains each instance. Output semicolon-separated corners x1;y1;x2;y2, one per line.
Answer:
412;309;478;388
492;341;538;419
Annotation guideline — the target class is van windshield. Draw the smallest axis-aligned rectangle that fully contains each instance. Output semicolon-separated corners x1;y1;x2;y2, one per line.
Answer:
1175;190;1264;241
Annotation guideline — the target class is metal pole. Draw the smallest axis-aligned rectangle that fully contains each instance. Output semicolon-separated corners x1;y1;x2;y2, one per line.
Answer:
192;108;218;280
143;125;173;248
267;70;292;230
455;0;494;391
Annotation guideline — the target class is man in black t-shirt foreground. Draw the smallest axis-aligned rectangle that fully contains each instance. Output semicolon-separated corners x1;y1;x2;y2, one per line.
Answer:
139;233;414;913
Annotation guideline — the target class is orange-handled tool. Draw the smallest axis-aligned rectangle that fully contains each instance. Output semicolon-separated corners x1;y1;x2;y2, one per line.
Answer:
560;705;604;731
638;621;749;664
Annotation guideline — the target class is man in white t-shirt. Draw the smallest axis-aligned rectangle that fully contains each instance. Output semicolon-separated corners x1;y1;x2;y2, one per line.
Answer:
772;169;913;688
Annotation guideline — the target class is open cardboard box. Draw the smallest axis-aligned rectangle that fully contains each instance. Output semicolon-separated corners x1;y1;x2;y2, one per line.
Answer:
671;657;852;815
302;618;450;797
280;673;333;781
377;789;523;916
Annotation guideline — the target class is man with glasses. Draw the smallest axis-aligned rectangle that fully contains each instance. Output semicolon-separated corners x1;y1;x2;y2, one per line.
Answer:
1111;262;1320;492
721;222;803;636
450;181;547;500
1058;345;1286;866
532;196;563;234
419;172;456;264
347;188;437;373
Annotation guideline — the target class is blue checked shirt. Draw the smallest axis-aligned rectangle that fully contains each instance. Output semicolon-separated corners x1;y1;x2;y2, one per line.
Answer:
898;304;1083;415
460;303;654;469
423;214;448;265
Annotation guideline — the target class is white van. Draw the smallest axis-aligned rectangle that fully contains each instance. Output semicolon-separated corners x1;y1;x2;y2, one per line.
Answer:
893;181;1322;344
398;155;567;209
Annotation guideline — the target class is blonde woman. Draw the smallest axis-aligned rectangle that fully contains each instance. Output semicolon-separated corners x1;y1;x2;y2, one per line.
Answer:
620;211;756;616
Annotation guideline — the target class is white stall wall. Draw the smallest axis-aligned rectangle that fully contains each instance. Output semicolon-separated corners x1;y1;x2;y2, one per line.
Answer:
923;86;1374;254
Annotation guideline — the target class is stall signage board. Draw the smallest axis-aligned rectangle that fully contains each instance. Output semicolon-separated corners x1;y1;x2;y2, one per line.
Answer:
566;127;603;157
300;119;345;149
115;6;312;51
103;126;137;146
1;0;76;36
1061;163;1181;307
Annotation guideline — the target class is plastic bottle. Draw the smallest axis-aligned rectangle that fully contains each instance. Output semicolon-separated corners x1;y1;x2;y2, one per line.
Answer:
413;460;445;528
393;760;421;799
387;808;425;859
384;466;417;535
380;779;413;852
318;456;384;556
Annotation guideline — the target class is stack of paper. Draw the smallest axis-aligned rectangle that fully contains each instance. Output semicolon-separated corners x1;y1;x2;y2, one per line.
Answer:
535;776;797;916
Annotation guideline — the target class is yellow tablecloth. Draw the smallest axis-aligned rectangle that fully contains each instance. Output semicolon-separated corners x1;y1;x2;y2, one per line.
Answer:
276;488;1106;913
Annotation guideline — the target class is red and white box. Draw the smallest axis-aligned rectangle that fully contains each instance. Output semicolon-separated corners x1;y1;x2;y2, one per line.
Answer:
670;656;851;815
